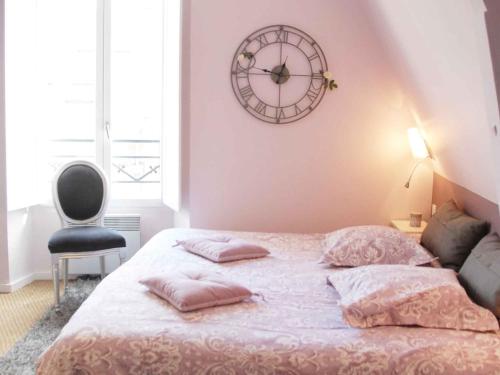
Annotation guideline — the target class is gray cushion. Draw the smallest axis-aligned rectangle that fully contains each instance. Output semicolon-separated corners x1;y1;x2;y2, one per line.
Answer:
48;226;125;253
459;233;500;317
57;165;104;221
421;201;489;271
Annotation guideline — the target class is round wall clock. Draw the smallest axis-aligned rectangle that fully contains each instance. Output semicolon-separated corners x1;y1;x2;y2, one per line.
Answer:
231;25;330;124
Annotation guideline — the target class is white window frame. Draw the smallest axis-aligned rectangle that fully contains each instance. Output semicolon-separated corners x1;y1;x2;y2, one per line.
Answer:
99;0;164;207
5;0;180;210
96;0;181;210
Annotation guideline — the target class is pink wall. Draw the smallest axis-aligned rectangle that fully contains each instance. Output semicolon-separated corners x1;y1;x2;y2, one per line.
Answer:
370;0;500;204
186;0;433;233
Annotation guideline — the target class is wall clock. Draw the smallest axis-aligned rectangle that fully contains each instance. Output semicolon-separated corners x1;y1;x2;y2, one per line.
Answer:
231;25;333;125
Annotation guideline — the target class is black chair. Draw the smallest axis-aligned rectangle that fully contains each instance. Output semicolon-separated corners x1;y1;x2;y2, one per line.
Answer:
48;161;126;306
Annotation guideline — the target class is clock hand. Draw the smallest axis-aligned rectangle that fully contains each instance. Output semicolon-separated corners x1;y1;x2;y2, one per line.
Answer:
278;56;288;77
253;67;273;74
236;72;321;78
274;56;289;85
282;56;288;68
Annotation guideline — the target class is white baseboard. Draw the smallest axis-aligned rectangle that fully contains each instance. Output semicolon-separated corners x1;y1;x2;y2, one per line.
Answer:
0;273;35;293
0;272;82;293
32;272;52;280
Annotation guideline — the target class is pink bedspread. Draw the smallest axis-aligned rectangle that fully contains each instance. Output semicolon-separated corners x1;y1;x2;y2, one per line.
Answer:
37;228;500;374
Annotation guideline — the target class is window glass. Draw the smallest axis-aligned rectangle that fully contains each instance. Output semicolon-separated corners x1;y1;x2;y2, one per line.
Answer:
6;0;169;204
6;0;97;204
37;0;98;174
110;0;164;200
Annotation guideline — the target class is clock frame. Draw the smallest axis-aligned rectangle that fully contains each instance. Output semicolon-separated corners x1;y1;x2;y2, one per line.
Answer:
231;25;328;125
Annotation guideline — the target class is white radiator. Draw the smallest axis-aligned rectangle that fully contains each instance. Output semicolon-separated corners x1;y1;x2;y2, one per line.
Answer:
68;214;141;275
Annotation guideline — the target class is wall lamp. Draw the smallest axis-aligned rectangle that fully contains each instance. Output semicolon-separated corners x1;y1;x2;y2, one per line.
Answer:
404;127;433;188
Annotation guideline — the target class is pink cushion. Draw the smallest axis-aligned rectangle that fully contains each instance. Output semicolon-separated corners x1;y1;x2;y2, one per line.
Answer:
176;235;269;263
327;264;499;332
139;271;253;312
320;225;435;267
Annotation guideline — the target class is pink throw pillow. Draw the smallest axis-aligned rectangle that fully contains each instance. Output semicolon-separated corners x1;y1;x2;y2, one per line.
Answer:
175;235;269;263
320;225;435;267
327;264;499;332
139;270;253;312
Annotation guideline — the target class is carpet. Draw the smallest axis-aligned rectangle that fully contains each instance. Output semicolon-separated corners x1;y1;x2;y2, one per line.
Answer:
0;277;99;375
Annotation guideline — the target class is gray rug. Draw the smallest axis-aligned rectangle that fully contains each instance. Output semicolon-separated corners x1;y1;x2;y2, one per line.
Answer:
0;277;99;375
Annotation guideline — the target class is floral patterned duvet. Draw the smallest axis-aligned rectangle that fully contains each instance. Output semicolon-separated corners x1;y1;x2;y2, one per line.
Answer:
37;228;500;375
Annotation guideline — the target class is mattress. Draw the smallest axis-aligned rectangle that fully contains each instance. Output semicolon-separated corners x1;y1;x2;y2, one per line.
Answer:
37;228;500;374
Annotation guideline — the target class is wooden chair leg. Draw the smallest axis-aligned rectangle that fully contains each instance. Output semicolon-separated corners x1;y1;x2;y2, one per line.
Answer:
99;256;106;280
52;260;60;307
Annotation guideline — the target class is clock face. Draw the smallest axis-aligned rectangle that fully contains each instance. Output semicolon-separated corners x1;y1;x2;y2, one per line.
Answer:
231;25;328;124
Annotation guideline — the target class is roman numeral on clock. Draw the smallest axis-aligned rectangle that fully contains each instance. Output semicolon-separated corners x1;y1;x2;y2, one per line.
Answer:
312;72;324;80
306;88;319;102
308;53;319;61
239;85;254;102
275;108;286;123
254;101;267;115
256;34;269;48
275;30;288;43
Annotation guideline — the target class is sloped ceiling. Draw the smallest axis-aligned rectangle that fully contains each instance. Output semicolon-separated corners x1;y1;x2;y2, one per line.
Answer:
367;0;500;204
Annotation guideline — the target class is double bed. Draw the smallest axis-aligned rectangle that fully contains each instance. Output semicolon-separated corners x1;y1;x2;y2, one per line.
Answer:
37;228;500;374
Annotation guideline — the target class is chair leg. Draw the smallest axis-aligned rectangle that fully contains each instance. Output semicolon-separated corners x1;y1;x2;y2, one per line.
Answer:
52;260;60;307
63;258;69;292
99;256;106;280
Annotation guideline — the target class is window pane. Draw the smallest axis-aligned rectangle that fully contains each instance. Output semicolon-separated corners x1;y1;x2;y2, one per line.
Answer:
36;0;97;180
6;0;97;203
110;0;164;200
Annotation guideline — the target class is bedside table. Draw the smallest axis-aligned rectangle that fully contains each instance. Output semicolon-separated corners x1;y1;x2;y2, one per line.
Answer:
391;219;428;242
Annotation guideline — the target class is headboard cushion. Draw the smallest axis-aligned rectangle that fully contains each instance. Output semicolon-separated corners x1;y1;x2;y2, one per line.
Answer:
459;233;500;318
421;200;489;271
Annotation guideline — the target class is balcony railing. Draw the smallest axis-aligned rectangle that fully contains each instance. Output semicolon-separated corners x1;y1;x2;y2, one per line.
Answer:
49;139;161;184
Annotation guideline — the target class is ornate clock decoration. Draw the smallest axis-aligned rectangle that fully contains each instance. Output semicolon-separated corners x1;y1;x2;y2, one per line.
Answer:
231;25;337;125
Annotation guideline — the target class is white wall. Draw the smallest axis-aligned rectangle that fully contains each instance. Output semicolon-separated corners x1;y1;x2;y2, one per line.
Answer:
370;0;500;203
6;209;32;288
0;0;9;288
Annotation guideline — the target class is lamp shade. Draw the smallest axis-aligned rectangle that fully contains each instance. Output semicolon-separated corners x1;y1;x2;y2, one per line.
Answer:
407;128;429;159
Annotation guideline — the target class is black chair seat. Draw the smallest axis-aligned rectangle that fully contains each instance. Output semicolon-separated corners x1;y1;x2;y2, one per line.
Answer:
48;226;126;253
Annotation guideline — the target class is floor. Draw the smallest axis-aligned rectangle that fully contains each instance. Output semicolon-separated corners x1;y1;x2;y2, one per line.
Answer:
0;281;54;356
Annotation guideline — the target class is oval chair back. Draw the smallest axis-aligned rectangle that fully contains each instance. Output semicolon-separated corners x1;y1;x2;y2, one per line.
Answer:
52;160;109;228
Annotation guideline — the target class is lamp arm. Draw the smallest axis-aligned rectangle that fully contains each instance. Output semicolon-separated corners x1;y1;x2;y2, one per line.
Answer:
404;158;427;189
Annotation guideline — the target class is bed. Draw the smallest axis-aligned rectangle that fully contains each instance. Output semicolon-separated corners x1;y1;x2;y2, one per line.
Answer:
37;228;500;374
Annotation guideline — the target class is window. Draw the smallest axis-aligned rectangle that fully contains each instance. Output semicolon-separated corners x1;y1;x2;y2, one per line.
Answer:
6;0;180;208
110;1;164;200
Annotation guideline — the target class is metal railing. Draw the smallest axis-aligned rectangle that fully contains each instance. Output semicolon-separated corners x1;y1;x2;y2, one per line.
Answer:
49;139;161;184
